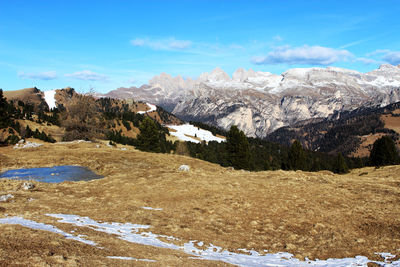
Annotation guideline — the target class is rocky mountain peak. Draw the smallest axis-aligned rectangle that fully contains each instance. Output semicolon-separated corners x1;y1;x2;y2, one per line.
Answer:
200;67;230;82
103;64;400;138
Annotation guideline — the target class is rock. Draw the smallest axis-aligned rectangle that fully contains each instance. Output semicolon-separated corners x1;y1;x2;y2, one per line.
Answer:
0;194;14;202
178;165;190;171
22;182;35;190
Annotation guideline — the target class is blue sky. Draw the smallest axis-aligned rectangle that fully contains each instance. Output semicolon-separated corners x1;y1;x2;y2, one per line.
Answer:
1;0;399;93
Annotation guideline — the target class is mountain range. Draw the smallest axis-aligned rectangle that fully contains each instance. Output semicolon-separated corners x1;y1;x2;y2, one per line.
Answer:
103;64;400;138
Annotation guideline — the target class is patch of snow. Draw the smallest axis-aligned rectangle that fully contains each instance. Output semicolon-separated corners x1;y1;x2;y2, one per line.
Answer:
44;90;57;110
167;124;225;144
47;213;179;250
107;256;156;262
0;216;96;246
0;194;14;202
142;207;163;211
57;140;91;145
178;165;190;171
377;252;397;263
13;141;42;149
46;214;400;267
137;103;157;114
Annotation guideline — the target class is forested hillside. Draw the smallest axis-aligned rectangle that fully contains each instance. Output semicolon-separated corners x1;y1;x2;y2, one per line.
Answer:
266;102;400;156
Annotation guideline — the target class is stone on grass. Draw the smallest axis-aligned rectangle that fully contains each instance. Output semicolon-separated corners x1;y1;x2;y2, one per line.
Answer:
22;182;35;190
0;194;14;202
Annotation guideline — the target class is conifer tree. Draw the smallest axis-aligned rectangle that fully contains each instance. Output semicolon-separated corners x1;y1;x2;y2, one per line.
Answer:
370;136;399;167
226;125;251;170
288;140;306;170
0;89;11;129
136;117;162;152
333;153;349;174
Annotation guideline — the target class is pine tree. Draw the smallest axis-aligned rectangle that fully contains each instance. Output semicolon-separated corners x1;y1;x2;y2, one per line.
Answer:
370;136;400;167
226;125;251;170
136;117;162;152
333;153;349;174
288;140;306;170
0;89;12;129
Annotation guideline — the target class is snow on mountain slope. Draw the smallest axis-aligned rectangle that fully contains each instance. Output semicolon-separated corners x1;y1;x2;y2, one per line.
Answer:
137;103;157;114
44;90;57;110
104;64;400;138
167;124;225;143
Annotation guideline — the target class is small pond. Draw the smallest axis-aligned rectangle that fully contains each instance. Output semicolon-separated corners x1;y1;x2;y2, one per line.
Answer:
0;166;103;183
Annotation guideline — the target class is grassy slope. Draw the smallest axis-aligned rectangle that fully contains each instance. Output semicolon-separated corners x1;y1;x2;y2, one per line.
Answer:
0;142;399;266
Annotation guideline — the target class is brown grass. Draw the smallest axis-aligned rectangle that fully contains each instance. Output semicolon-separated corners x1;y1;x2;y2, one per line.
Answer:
3;88;43;106
1;142;400;266
350;133;385;158
382;113;400;134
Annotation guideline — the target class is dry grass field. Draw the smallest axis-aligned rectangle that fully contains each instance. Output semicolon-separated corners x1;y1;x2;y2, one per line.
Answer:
0;142;400;266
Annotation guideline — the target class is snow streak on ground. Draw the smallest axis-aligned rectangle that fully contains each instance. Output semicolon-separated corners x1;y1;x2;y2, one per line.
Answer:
107;256;157;262
137;103;157;114
44;90;57;110
167;124;225;144
142;206;163;211
0;216;96;246
1;214;399;266
13;141;42;149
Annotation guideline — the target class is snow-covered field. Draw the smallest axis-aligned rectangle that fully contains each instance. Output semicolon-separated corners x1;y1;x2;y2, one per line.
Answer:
137;103;157;114
1;213;398;266
44;90;57;110
167;124;225;143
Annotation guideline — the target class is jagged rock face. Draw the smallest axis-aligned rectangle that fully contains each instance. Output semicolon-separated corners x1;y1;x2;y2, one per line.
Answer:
104;64;400;138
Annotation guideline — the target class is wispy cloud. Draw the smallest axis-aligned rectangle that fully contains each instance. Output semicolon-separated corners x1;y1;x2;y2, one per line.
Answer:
356;57;381;65
365;49;400;65
18;71;57;80
381;51;400;65
273;35;283;42
251;45;353;65
339;38;369;49
65;70;108;81
130;37;192;51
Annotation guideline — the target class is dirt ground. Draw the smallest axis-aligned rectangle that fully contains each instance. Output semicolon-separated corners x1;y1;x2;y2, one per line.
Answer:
0;141;400;266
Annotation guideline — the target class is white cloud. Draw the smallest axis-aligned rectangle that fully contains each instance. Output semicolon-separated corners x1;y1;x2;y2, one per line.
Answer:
251;45;353;65
18;71;57;80
65;70;108;81
273;35;283;42
382;51;400;65
364;49;400;65
130;37;192;51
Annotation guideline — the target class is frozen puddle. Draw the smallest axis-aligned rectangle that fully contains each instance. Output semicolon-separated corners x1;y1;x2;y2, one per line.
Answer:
1;214;399;266
0;166;103;183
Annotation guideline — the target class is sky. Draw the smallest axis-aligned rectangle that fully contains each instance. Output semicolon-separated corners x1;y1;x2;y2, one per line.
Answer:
1;0;400;93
